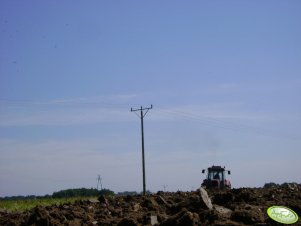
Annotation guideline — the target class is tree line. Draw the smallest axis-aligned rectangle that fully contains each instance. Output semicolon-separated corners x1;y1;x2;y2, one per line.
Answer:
52;188;114;198
0;188;115;200
0;188;153;200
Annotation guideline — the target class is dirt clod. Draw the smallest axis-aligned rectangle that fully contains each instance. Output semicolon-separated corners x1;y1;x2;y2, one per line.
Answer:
1;185;301;226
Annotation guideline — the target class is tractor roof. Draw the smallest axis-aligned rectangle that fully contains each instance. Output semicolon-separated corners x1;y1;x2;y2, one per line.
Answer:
208;165;225;171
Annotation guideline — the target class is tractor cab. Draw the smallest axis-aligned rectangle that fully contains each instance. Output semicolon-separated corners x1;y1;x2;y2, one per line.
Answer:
201;165;231;189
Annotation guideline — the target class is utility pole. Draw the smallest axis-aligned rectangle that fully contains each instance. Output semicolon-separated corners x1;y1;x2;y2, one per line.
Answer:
131;105;153;195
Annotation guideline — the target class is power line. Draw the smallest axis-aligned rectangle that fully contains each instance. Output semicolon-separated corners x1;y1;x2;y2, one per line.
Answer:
0;98;135;108
131;105;153;196
154;107;301;141
155;107;267;135
1;97;299;141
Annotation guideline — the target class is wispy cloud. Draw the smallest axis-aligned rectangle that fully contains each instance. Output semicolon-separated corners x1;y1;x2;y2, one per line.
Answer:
1;95;299;142
49;94;138;105
0;99;282;128
0;94;138;126
0;107;134;126
0;94;137;107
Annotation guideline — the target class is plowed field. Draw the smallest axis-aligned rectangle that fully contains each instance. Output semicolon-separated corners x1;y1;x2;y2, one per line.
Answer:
1;184;300;226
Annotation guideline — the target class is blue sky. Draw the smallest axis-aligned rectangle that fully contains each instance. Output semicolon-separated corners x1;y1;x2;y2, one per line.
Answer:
0;1;301;196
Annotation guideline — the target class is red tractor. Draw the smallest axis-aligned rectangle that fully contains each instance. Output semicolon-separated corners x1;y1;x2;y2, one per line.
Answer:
201;165;231;189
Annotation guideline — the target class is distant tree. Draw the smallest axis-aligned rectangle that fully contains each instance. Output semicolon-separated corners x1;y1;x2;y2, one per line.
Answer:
52;188;102;198
99;189;115;196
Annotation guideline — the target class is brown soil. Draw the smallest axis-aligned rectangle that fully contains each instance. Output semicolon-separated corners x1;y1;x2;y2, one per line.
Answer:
1;184;301;226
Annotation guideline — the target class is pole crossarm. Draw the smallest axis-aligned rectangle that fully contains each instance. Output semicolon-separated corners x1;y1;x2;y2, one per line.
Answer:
131;105;153;116
130;104;153;195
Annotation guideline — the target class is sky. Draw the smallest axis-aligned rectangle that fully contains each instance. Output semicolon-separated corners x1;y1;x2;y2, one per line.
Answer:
0;1;301;197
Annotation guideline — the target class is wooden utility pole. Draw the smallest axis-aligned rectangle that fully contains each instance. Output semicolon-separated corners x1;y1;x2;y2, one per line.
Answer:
131;105;153;195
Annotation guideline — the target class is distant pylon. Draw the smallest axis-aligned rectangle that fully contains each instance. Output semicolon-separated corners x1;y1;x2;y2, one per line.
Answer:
97;175;103;190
